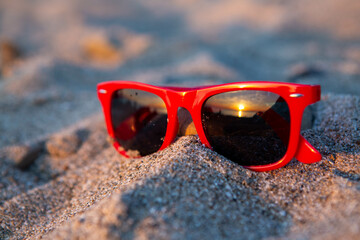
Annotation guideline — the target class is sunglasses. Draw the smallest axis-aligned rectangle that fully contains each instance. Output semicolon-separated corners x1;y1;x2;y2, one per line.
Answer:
97;81;322;171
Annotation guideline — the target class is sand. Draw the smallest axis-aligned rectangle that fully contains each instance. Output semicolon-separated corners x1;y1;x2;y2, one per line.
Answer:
0;0;360;239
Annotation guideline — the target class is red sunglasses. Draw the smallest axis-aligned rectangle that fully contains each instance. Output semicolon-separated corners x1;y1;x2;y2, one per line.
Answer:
97;81;322;171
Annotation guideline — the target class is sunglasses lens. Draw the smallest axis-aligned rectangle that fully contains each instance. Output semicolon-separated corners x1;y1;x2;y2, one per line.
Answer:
111;89;168;156
201;90;290;166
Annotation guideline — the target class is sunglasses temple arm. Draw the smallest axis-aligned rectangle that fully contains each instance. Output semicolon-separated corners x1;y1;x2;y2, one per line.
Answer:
259;105;321;164
295;85;322;163
295;136;322;164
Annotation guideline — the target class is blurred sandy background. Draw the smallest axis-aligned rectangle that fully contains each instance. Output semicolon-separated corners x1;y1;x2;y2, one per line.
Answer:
0;0;359;239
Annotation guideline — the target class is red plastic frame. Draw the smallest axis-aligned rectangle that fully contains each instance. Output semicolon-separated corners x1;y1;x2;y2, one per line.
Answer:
97;81;322;171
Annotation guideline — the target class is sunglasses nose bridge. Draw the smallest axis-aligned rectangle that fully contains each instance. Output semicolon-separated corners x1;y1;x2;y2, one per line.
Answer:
167;90;200;136
176;90;198;110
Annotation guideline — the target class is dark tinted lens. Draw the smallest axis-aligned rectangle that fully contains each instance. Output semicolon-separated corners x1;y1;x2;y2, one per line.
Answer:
201;90;290;166
111;89;168;156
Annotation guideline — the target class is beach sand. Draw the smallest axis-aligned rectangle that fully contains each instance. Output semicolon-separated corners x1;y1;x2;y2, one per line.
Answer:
0;0;359;239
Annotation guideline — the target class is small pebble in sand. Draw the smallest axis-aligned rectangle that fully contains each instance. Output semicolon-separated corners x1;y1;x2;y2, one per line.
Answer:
83;35;123;64
0;40;21;77
46;133;81;158
5;142;43;169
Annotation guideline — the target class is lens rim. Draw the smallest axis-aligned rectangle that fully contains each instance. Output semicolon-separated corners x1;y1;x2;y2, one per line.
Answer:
192;83;316;171
98;82;176;158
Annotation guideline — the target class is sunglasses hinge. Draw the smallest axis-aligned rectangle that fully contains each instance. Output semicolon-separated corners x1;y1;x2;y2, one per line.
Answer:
289;93;304;98
98;89;107;94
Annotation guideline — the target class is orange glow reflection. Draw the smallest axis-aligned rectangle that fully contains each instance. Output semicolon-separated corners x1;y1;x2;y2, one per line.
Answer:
238;104;244;117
